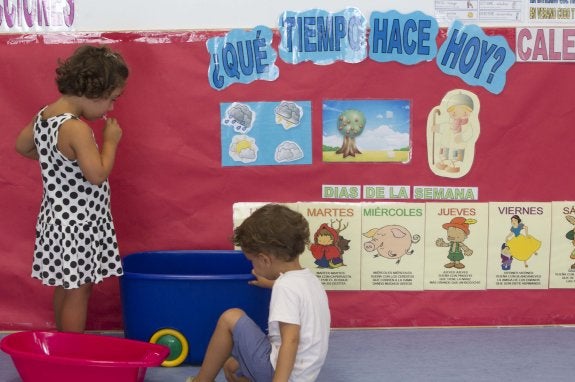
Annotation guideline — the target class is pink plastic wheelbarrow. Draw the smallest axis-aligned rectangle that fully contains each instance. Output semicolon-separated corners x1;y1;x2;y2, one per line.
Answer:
0;330;169;382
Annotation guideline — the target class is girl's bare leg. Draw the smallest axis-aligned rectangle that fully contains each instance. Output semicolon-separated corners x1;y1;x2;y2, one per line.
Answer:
53;283;93;332
53;286;66;331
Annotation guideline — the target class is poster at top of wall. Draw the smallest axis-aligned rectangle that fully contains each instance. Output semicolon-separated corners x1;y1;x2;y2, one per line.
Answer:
424;202;488;290
299;202;362;290
527;1;575;24
322;99;411;163
549;202;575;289
360;202;425;291
487;202;551;289
435;0;524;24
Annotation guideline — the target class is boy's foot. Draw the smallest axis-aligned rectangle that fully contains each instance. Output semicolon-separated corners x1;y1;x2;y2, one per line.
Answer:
454;263;465;269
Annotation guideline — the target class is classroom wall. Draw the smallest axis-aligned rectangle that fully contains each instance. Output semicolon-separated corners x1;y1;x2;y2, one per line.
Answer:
1;2;574;330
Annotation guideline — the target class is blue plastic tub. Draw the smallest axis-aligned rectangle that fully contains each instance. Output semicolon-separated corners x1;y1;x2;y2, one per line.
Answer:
120;250;271;365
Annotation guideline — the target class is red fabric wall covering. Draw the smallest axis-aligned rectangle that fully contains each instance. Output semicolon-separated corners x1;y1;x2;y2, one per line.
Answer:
1;29;573;330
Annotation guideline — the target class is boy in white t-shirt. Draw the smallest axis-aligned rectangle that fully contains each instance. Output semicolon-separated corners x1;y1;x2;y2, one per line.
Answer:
187;204;331;382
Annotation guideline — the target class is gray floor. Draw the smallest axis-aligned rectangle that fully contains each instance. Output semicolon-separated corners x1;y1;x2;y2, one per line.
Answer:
1;326;574;382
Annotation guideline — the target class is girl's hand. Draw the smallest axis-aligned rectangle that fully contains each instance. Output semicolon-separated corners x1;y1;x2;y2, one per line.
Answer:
103;117;122;145
249;270;274;289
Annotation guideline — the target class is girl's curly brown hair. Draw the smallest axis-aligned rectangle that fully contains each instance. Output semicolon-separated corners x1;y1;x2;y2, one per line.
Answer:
233;204;310;262
56;45;129;99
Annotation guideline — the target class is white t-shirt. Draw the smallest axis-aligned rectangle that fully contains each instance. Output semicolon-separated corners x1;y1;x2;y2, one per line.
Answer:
268;268;331;382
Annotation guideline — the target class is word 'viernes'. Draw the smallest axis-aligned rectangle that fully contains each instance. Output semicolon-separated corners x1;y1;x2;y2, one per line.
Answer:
497;206;545;215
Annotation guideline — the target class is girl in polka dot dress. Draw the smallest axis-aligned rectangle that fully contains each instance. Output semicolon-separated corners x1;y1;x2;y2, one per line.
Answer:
15;45;129;333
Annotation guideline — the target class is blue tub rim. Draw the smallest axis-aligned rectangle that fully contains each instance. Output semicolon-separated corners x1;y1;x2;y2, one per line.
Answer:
121;249;256;281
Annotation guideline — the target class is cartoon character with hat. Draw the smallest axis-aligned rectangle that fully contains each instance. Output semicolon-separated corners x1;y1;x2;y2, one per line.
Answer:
436;217;477;269
428;89;480;178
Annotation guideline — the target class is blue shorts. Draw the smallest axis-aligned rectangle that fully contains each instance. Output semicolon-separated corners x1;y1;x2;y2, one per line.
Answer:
231;314;274;382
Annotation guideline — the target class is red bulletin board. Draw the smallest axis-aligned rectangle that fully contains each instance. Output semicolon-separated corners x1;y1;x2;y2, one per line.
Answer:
0;29;574;330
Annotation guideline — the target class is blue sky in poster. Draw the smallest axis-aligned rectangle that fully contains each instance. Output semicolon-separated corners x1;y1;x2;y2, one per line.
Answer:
221;101;312;167
322;99;411;151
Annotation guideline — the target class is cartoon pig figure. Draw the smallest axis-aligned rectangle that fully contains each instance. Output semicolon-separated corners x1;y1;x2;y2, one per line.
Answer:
363;225;421;264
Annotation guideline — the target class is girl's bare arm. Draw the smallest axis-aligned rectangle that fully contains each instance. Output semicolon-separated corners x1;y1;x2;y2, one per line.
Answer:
15;121;38;160
60;118;122;185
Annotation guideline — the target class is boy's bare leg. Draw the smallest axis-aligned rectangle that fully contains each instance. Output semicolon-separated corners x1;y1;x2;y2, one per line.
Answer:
194;308;245;382
224;357;250;382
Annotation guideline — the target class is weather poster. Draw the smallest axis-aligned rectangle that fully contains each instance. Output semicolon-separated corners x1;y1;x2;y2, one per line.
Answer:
322;99;411;163
221;101;312;167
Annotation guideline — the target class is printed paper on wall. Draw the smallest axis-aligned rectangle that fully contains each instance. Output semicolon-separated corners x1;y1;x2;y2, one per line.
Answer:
424;202;488;290
299;202;362;290
221;101;312;167
360;203;425;291
549;202;575;288
487;202;551;289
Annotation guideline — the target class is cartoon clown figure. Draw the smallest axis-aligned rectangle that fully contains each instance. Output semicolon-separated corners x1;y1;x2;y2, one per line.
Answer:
310;223;345;269
436;217;476;269
428;89;480;178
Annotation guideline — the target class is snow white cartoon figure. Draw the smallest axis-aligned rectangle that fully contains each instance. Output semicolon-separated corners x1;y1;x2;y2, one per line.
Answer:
505;215;541;268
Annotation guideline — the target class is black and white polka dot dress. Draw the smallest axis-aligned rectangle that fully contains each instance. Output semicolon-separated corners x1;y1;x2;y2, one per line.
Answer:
32;107;123;289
